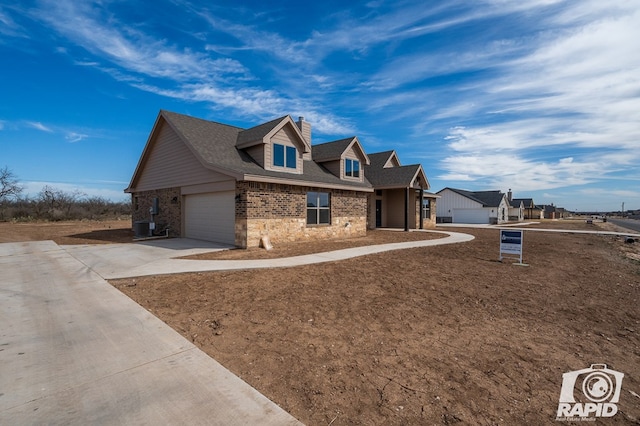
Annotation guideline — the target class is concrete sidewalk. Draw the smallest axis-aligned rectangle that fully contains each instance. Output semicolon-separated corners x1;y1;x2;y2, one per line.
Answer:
63;230;476;279
0;241;301;425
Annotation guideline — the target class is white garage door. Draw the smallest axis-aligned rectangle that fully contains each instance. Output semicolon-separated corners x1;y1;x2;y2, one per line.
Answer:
453;208;490;224
184;191;235;245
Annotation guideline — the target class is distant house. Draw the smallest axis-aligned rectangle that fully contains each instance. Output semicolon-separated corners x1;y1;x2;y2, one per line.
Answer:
126;110;436;247
435;188;511;224
537;204;568;219
529;204;545;220
512;197;540;219
507;190;524;221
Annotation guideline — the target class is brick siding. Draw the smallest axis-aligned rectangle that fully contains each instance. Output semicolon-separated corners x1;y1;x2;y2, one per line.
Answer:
131;187;181;237
235;181;367;247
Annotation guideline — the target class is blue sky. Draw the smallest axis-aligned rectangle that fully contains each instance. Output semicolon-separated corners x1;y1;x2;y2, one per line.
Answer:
1;0;639;212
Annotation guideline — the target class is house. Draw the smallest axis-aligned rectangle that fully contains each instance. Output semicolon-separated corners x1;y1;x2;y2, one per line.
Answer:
435;188;511;224
537;204;567;219
512;197;539;219
125;110;436;247
506;189;524;221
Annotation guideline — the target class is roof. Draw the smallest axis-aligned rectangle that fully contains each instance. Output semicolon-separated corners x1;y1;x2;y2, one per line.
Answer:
364;150;428;189
438;188;506;207
236;116;287;146
367;151;397;169
365;164;416;187
128;110;372;192
512;198;534;208
312;137;354;162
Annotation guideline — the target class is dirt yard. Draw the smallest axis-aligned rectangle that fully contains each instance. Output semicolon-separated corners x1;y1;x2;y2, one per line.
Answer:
0;219;132;245
4;219;640;424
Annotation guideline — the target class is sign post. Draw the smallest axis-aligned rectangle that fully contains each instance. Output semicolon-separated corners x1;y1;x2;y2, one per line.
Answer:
499;229;527;266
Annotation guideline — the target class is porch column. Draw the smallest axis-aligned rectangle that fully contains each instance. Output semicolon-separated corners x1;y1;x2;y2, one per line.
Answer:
419;186;424;230
404;187;409;231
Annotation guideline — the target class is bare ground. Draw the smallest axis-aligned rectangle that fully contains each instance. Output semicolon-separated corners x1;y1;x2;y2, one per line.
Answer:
4;219;640;424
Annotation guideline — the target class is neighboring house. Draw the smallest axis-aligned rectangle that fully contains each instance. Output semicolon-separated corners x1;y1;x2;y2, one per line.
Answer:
538;204;566;219
512;197;539;219
506;189;524;221
126;110;435;247
529;204;545;220
435;188;511;224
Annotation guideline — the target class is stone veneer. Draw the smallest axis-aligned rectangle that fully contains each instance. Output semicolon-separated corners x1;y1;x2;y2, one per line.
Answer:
415;195;437;229
131;187;181;237
235;181;367;248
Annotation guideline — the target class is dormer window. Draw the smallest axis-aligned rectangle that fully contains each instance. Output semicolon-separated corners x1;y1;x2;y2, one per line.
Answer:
345;158;360;178
274;143;297;169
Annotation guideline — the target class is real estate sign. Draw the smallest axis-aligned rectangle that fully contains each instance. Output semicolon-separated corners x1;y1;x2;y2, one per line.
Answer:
499;229;524;264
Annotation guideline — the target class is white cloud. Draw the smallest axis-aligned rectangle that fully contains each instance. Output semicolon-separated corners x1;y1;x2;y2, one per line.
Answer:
26;121;53;132
35;0;248;83
65;132;89;143
432;1;640;195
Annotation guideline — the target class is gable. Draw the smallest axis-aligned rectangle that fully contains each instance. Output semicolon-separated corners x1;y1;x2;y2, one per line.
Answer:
129;118;234;192
264;124;303;174
383;152;401;168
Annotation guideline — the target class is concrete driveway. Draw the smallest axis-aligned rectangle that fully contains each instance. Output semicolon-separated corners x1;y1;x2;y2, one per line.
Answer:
0;240;301;425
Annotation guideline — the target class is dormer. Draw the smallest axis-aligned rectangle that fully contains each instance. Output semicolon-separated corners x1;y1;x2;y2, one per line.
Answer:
237;116;311;175
312;137;370;183
368;150;401;169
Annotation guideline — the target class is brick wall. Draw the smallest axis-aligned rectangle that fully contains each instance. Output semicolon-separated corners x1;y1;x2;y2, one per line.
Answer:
131;187;181;237
235;181;367;247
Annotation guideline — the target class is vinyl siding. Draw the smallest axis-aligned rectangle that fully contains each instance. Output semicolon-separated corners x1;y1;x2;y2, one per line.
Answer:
245;144;265;168
342;146;364;182
323;159;341;178
386;188;405;228
135;121;232;191
266;126;303;174
436;189;484;217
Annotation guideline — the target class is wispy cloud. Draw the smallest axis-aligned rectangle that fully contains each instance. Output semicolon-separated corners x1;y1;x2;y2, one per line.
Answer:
65;132;89;143
25;121;53;132
34;1;248;82
431;0;640;192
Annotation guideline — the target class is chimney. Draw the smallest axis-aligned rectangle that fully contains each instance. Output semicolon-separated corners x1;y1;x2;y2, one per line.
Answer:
296;116;311;145
507;189;512;201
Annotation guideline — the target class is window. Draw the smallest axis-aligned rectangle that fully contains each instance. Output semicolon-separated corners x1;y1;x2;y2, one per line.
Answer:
422;198;430;219
273;143;296;169
286;145;296;168
307;192;330;225
345;159;360;178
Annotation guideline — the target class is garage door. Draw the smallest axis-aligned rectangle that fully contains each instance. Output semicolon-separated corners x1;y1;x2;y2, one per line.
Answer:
184;191;235;245
453;208;490;224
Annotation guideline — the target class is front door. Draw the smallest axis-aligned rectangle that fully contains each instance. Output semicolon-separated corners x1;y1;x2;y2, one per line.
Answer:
375;199;382;227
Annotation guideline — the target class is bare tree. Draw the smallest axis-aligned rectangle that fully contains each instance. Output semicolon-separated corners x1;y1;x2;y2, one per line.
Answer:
0;166;23;201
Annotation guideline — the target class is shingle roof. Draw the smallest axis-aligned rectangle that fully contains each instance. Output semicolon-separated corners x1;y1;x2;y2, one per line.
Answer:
312;137;355;162
158;110;371;190
367;151;395;169
236;116;287;146
440;188;505;207
366;164;422;187
512;198;534;208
